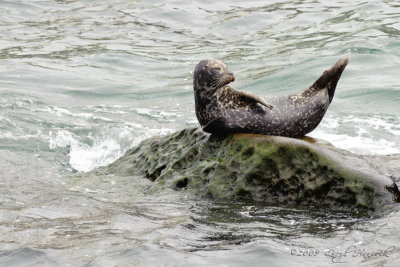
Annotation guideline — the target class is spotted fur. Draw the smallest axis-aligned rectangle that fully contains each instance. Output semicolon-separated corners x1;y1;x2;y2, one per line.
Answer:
193;58;349;137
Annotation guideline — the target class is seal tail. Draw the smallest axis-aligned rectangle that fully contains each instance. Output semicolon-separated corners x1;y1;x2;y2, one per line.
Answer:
311;57;350;103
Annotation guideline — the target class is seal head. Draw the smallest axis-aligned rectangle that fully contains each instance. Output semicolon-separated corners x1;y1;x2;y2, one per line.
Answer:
193;59;235;93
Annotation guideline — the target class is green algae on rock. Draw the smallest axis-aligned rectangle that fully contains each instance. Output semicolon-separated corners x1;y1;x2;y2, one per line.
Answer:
103;127;400;213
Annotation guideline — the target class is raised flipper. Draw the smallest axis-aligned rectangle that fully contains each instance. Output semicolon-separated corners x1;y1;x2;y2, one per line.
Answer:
237;90;274;110
309;57;350;103
202;117;230;135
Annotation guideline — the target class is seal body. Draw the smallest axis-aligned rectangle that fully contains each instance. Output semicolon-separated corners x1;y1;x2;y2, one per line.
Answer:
193;58;349;137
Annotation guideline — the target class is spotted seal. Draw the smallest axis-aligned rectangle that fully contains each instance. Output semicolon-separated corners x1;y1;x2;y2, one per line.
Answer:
193;57;349;137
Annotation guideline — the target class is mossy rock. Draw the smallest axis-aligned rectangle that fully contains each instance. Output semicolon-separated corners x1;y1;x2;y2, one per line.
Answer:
102;127;400;213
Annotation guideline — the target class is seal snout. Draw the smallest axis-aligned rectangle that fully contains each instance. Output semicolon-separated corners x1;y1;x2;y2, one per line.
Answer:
228;72;235;82
217;71;235;89
225;72;235;83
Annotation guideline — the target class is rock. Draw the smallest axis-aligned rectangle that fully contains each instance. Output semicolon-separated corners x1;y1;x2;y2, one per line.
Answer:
102;127;400;214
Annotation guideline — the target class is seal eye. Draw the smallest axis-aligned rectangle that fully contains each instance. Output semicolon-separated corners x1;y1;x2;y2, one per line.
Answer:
214;67;221;71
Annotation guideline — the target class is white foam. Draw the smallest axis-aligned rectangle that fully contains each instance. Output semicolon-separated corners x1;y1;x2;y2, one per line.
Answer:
131;108;179;120
35;106;113;122
49;130;77;149
310;131;400;155
124;122;144;129
49;130;123;172
310;115;400;155
133;108;152;116
48;127;176;173
69;139;122;173
1;130;45;140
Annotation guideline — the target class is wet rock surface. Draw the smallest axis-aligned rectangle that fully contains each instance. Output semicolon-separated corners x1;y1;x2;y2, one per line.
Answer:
101;127;400;213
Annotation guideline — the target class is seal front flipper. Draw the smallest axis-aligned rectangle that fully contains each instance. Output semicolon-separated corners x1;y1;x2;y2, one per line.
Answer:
202;117;230;136
309;57;350;103
237;90;274;110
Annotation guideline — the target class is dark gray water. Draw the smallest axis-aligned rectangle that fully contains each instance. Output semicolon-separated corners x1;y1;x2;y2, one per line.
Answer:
1;0;400;266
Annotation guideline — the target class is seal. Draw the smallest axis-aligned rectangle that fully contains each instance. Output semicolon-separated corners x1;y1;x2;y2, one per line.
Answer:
193;57;349;137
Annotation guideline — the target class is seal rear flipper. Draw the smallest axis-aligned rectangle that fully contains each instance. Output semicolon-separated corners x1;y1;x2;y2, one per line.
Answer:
202;117;231;136
310;57;350;103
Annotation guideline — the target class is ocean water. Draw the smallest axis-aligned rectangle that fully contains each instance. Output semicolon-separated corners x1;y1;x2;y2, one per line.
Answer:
1;0;400;266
